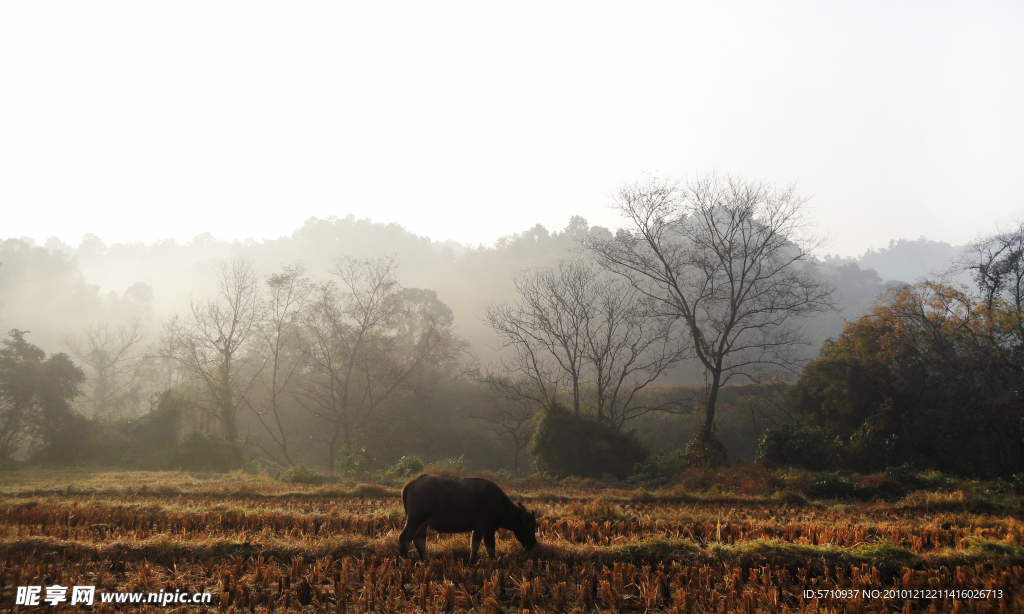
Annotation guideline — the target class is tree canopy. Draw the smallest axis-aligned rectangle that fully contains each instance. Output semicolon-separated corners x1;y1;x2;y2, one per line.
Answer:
790;282;1024;477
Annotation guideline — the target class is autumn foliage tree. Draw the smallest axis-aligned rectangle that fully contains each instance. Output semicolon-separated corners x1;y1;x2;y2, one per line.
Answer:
790;281;1024;477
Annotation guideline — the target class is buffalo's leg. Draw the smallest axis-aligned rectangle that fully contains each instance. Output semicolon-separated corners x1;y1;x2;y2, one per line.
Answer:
400;517;427;560
469;530;482;564
483;531;496;559
399;523;414;558
413;523;429;560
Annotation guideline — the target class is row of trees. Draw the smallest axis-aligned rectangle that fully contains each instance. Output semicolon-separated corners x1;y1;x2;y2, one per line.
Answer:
6;172;1016;478
0;172;844;474
0;254;468;470
162;257;465;470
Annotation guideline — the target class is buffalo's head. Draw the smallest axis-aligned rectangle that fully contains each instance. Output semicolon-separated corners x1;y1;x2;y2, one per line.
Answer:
513;502;538;550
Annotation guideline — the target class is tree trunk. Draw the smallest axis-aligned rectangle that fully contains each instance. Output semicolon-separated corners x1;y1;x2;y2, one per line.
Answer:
328;423;339;473
703;369;722;437
572;373;580;417
220;354;238;443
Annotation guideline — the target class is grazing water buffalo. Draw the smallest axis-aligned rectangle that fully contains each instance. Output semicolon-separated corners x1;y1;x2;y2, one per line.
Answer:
399;474;538;562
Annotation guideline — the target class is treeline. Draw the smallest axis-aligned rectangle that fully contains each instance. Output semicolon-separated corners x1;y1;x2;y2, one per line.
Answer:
0;256;485;472
0;215;948;370
1;175;1018;480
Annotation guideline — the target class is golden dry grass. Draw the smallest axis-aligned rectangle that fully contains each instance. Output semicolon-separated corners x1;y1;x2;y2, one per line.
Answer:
0;469;1022;612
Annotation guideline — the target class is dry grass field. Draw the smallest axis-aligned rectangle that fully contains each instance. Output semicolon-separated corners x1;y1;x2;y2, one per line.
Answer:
1;468;1023;612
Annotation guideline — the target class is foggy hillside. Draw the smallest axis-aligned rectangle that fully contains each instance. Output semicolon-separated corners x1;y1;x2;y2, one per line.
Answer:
825;238;965;284
1;215;966;375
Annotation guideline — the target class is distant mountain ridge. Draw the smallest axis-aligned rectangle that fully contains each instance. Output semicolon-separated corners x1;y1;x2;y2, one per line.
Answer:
824;237;966;285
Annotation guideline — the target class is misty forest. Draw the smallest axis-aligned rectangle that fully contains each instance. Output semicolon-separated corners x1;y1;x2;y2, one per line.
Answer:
1;174;1020;483
4;1;1024;610
5;176;1024;614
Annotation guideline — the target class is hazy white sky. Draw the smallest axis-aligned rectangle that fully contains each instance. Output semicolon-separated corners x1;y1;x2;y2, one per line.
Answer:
1;1;1021;257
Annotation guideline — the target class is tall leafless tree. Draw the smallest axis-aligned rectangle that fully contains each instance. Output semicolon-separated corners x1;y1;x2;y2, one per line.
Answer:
245;264;312;467
173;258;262;443
477;397;536;476
586;174;833;446
961;221;1024;315
483;257;685;427
484;259;591;416
582;272;688;428
61;319;145;419
298;256;462;471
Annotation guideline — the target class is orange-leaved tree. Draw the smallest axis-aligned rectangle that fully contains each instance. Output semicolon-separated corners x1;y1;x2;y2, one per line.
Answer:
790;281;1023;476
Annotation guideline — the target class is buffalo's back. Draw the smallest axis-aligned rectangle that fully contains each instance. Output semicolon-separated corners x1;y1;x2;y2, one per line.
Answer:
403;475;510;534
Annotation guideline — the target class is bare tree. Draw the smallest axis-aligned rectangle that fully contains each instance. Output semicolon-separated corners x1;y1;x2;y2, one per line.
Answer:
154;315;189;392
587;174;833;447
173;258;262;443
484;259;591;416
477;397;536;476
961;221;1024;314
582;271;688;428
61;319;145;419
298;256;462;471
483;257;685;427
245;264;312;467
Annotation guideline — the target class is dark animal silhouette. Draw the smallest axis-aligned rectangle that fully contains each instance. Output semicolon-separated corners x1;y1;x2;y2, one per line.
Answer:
399;474;538;562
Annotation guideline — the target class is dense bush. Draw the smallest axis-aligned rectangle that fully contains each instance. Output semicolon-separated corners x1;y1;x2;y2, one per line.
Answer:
279;464;336;484
629;449;687;485
803;474;865;500
174;432;244;472
801;472;908;502
111;391;185;468
531;401;648;480
425;455;470;476
390;455;425;478
681;428;728;468
758;423;837;470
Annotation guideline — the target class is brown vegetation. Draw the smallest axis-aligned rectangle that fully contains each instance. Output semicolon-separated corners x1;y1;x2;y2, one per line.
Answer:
1;469;1022;612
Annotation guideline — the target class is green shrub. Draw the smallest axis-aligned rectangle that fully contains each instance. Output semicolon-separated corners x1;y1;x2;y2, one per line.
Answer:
116;391;185;469
337;447;375;476
629;449;687;486
531;401;648;480
682;428;729;468
279;464;336;484
1011;473;1024;496
804;474;860;500
759;423;837;470
774;489;809;507
884;465;949;492
425;455;470;476
31;391;187;469
174;432;243;472
804;472;905;501
391;455;425;478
